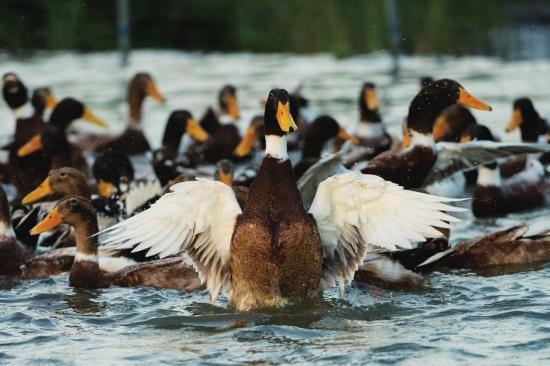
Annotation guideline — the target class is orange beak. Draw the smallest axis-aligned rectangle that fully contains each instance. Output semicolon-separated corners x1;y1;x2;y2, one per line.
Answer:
457;88;492;111
460;134;472;143
83;107;108;128
432;116;451;142
22;177;53;205
224;95;240;120
97;180;114;198
30;208;62;235
402;126;411;148
337;127;359;145
276;101;298;133
364;89;379;110
505;109;522;133
186;119;209;142
234;127;257;157
17;135;43;157
146;80;165;103
45;94;57;109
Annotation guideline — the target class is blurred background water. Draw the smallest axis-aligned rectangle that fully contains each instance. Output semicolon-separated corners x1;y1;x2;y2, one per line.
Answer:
1;1;550;365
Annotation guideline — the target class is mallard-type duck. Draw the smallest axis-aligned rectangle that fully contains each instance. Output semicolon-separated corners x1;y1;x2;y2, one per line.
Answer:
198;84;240;137
93;149;135;198
433;105;482;143
78;73;165;155
100;88;463;311
293;115;357;180
505;98;548;143
0;184;74;277
30;195;201;290
472;158;549;217
152;110;209;185
355;82;392;155
358;79;493;188
17;98;107;177
419;223;550;270
1;84;57;197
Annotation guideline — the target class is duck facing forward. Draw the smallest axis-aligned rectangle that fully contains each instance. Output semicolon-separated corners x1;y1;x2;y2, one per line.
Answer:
101;88;462;311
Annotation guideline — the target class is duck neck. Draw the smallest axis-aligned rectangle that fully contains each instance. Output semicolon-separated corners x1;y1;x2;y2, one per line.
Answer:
13;104;31;119
356;121;385;139
70;217;102;288
302;136;328;160
360;108;382;123
477;166;502;187
264;135;288;161
409;129;436;150
0;190;12;238
520;115;544;143
128;91;145;126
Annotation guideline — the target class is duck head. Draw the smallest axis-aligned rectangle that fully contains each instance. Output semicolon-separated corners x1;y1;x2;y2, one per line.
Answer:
161;110;209;158
92;149;134;197
419;76;434;90
31;87;57;115
215;159;234;186
22;167;90;205
407;79;491;145
433;105;478;142
219;84;240;120
128;72;165;123
263;89;297;160
50;98;106;130
460;124;496;143
303;115;357;158
506;98;546;142
359;82;381;122
2;72;28;111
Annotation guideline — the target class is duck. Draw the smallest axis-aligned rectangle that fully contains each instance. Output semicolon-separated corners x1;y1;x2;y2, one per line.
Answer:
418;222;550;270
1;83;58;198
77;73;165;155
505;98;548;144
472;157;549;217
100;88;463;311
16;98;107;178
433;105;486;143
355;82;392;156
152;110;209;185
293;115;357;180
357;79;544;191
199;84;240;135
30;195;201;290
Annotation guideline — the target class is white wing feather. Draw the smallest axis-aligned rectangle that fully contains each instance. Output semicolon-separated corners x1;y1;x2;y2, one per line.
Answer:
100;178;242;301
309;171;464;290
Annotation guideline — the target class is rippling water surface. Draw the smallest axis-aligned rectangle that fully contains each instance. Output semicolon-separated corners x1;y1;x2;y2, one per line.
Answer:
1;51;549;365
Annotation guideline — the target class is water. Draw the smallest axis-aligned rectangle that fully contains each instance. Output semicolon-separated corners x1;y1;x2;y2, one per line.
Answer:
1;51;550;365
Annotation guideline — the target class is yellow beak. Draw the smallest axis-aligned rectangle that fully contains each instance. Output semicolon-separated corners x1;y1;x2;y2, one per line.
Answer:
17;134;43;157
83;107;108;128
402;127;411;148
505;109;522;133
457;88;492;111
45;94;57;109
30;208;62;235
460;134;472;143
225;95;240;120
218;172;233;186
186;119;209;142
22;177;53;205
276;101;297;133
337;127;359;145
432;116;451;142
364;89;379;110
97;180;114;198
233;127;257;157
146;80;166;103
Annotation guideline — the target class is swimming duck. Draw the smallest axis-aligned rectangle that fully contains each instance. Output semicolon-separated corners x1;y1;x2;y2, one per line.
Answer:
152;110;209;185
358;79;493;188
419;222;550;270
78;73;165;155
505;98;548;143
355;82;392;155
100;88;462;311
472;157;549;217
17;98;107;177
433;105;483;143
30;195;201;290
1;79;57;197
293;115;357;179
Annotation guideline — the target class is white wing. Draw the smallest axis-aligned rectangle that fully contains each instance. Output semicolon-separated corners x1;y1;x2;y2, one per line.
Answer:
309;171;464;290
124;179;163;217
425;141;550;185
100;178;242;301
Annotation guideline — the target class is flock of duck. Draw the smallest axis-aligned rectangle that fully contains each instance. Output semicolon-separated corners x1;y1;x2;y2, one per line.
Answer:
0;72;549;311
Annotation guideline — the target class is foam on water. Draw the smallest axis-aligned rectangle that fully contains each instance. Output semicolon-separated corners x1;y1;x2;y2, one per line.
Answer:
1;51;550;365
